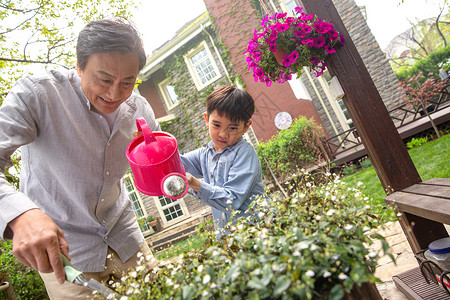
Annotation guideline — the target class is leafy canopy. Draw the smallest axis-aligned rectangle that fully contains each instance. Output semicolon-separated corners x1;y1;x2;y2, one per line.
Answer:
0;0;140;104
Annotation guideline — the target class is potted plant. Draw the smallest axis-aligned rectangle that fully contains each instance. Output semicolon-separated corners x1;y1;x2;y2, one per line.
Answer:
244;6;344;87
146;215;157;227
114;173;390;299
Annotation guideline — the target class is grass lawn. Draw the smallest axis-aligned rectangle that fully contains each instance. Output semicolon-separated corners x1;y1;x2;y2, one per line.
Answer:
342;134;450;221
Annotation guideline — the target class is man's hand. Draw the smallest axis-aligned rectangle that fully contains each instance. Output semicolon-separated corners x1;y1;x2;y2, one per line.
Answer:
8;209;70;284
186;174;201;192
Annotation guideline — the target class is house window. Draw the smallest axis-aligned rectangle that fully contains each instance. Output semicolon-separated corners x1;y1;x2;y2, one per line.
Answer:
154;194;190;226
158;195;185;222
184;41;221;90
282;0;297;14
322;70;354;129
124;174;150;232
336;98;354;128
158;78;180;110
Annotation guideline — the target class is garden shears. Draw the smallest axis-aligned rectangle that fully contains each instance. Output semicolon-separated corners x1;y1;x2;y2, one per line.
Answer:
62;254;121;299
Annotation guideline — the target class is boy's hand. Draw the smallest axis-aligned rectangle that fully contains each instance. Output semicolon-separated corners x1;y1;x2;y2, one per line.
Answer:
186;174;201;192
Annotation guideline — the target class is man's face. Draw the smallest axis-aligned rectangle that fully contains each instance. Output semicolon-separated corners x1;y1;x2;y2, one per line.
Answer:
77;51;140;114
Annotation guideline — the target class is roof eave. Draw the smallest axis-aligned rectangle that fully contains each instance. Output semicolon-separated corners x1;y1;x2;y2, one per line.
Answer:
140;12;210;79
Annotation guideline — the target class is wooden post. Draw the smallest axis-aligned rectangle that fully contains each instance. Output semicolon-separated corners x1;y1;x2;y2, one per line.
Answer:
300;0;447;256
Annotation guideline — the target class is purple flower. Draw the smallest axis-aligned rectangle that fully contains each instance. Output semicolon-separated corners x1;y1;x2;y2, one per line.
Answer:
310;56;320;66
294;6;303;14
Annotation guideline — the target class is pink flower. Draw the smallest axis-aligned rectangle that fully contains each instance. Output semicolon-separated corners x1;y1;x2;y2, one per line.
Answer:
294;29;306;38
282;50;299;68
314;19;334;34
269;43;277;52
301;38;315;48
324;45;336;54
276;23;290;32
313;36;325;47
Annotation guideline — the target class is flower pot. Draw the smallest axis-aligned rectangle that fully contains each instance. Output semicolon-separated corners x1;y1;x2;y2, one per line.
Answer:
273;48;287;65
0;281;10;292
148;220;157;227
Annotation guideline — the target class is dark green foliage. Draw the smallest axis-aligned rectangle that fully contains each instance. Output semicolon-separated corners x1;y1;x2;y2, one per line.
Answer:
396;46;450;81
256;117;328;181
0;241;48;300
114;174;389;299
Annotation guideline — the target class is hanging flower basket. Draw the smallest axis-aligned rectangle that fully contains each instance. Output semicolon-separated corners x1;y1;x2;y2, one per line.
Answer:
244;6;344;87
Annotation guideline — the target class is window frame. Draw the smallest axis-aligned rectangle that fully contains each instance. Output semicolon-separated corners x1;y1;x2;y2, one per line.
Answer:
123;173;151;233
184;40;221;91
158;78;180;111
153;195;190;227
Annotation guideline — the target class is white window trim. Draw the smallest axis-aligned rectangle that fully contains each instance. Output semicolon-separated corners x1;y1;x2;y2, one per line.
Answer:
317;76;352;131
184;40;221;91
124;173;154;235
124;173;148;217
158;78;180;111
153;195;190;227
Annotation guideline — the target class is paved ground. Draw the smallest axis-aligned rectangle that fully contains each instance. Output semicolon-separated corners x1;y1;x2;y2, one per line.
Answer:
372;221;450;299
373;221;416;300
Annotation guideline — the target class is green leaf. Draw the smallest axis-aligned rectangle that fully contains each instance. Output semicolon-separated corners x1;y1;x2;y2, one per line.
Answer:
261;264;274;286
329;285;345;300
225;264;240;282
273;275;291;297
182;285;195;300
247;277;266;290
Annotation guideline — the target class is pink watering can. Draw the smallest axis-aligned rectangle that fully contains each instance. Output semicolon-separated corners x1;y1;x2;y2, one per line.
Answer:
126;118;188;200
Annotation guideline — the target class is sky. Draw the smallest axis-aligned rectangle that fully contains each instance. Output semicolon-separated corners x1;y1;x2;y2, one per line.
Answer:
132;0;448;55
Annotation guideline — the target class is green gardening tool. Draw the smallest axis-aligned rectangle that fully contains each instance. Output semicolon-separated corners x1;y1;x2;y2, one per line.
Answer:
62;254;121;299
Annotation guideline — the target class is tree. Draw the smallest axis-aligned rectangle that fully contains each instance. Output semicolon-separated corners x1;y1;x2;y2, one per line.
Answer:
0;0;140;188
398;72;449;139
388;1;450;72
0;0;140;104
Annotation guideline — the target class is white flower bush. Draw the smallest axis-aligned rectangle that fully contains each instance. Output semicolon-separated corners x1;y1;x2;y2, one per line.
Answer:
111;174;391;300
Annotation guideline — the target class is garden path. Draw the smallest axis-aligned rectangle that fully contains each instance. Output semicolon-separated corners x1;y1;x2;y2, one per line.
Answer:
374;221;450;300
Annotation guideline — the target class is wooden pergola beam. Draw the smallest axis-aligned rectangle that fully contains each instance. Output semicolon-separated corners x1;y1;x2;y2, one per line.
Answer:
300;0;447;253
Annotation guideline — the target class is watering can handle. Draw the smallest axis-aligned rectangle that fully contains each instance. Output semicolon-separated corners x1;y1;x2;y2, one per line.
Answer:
136;118;157;144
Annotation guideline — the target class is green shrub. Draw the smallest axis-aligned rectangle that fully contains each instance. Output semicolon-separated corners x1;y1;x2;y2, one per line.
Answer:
406;137;429;149
358;156;372;169
396;46;450;82
0;241;48;300
341;162;357;175
113;174;391;300
256;117;329;182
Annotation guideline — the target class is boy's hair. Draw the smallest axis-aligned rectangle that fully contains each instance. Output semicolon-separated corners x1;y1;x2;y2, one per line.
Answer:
76;17;146;71
206;85;255;123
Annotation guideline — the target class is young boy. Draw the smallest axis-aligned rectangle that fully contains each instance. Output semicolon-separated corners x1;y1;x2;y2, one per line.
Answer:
180;85;265;238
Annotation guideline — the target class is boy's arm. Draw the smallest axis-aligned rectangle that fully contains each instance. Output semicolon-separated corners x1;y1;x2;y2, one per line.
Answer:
195;144;263;213
180;149;204;178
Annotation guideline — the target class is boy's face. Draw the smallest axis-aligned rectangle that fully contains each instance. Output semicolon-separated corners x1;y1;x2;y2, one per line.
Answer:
204;110;252;153
76;51;140;114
